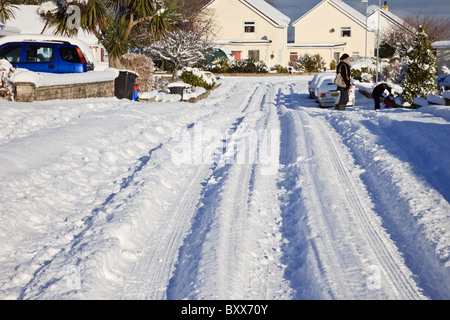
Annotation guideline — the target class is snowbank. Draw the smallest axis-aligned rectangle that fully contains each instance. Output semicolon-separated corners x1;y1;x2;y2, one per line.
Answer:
12;68;119;87
140;83;207;103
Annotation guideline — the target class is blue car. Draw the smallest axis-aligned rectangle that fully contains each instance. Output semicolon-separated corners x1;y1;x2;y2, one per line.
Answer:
0;40;93;73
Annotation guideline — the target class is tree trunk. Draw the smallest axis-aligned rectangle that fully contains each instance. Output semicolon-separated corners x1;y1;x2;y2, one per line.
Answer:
109;54;122;69
172;61;182;81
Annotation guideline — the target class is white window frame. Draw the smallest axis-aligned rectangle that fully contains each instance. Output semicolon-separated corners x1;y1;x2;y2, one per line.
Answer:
244;21;256;33
341;27;351;37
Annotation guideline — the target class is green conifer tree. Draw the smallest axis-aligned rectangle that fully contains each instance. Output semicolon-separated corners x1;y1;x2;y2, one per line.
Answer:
402;25;438;104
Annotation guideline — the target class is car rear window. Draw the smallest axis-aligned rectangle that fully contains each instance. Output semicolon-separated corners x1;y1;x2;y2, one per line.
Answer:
59;47;82;63
0;44;22;63
26;45;55;63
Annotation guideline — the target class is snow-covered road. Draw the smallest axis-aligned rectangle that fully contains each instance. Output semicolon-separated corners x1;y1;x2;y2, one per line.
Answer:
0;76;449;300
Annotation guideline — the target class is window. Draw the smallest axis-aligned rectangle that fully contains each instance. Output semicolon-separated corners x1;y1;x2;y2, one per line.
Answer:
26;45;54;63
341;27;351;37
0;44;22;63
352;52;360;60
248;50;259;61
59;47;82;63
244;21;255;33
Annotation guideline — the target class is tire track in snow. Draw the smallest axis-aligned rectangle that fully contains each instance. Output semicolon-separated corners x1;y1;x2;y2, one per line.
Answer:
277;83;425;299
167;81;289;299
307;112;425;299
120;80;266;299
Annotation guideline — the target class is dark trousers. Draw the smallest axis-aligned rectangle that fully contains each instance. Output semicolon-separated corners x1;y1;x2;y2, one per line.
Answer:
373;95;381;110
337;87;349;108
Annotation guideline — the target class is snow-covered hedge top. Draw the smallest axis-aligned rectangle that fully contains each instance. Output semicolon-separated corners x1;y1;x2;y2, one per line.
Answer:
12;68;119;87
177;67;216;86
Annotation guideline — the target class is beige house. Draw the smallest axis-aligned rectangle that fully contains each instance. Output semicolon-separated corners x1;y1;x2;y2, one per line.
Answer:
201;0;290;67
290;0;376;68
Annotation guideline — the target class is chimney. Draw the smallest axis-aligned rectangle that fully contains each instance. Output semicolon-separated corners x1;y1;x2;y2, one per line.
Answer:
382;1;389;11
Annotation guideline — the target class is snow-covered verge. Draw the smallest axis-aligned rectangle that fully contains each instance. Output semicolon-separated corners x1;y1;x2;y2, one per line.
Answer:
0;76;449;300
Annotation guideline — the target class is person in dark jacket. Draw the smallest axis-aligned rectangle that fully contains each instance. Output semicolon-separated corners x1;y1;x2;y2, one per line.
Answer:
372;83;392;110
335;53;352;110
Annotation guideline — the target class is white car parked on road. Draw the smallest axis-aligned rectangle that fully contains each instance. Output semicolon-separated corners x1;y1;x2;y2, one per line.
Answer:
317;77;355;108
308;72;335;100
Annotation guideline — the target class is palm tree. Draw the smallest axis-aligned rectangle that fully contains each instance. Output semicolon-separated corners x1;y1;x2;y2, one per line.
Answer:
0;0;19;24
40;0;177;68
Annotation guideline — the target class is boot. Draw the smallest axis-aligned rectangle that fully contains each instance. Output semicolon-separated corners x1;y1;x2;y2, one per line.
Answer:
336;104;346;111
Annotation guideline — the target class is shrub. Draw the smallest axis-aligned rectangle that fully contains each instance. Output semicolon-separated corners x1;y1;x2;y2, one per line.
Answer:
271;64;290;73
351;66;375;82
208;58;268;74
330;59;337;70
297;54;326;73
121;53;154;92
180;68;216;90
0;59;15;101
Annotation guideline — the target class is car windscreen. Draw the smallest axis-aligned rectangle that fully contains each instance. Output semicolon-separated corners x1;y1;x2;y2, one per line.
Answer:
0;44;22;63
59;46;83;63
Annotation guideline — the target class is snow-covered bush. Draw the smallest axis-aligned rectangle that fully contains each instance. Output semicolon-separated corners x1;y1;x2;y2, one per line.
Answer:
352;66;375;82
382;59;408;84
209;57;231;73
179;67;216;90
120;53;154;92
271;64;289;73
209;59;268;74
0;59;15;101
296;54;325;73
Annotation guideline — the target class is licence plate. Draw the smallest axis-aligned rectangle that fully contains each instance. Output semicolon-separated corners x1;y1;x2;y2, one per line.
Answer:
331;93;339;96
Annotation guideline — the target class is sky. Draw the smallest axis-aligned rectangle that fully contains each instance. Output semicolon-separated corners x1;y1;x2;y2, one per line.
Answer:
272;0;450;22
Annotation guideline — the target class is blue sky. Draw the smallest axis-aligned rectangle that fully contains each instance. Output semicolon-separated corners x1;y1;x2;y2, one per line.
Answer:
272;0;450;22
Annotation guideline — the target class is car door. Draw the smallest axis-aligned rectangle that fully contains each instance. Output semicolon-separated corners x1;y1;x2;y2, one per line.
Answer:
22;44;58;73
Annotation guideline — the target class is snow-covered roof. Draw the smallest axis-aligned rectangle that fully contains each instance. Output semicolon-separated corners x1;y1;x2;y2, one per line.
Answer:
293;0;375;31
242;0;290;28
432;40;450;49
367;5;410;31
203;0;290;28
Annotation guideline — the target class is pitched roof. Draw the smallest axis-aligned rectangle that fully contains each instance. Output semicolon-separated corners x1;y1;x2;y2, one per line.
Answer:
366;5;412;31
293;0;375;31
203;0;290;28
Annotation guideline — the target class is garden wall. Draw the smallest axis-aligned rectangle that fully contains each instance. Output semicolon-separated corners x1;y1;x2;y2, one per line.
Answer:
15;80;115;102
13;68;120;102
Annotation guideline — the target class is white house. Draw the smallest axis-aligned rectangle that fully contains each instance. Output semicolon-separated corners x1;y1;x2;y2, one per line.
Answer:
200;0;291;67
290;0;376;67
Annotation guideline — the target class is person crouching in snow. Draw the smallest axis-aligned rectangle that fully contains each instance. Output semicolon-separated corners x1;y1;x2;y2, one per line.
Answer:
335;53;352;111
372;83;392;110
